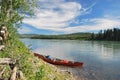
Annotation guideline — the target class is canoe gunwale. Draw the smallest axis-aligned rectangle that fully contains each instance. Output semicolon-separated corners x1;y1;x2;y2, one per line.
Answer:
34;53;83;67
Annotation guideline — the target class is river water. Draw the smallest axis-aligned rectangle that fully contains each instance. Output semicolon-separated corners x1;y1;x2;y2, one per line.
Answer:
21;39;120;80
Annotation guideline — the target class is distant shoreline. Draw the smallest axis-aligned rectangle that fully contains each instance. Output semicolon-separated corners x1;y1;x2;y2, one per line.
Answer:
19;33;92;40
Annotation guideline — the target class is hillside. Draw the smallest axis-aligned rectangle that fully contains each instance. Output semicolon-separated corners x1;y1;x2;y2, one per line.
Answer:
20;33;92;40
0;27;74;80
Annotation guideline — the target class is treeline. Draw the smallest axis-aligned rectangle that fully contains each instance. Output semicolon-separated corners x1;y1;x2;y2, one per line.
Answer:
91;28;120;41
20;33;91;40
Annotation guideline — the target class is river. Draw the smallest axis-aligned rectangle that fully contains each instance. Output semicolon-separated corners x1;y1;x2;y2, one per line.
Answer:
21;38;120;80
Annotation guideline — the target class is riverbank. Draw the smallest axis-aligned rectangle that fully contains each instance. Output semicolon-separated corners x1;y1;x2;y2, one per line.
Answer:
0;33;76;80
21;38;120;80
56;66;85;80
38;59;75;80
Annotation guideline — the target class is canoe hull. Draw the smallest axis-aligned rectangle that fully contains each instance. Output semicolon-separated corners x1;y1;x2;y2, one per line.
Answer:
34;53;83;67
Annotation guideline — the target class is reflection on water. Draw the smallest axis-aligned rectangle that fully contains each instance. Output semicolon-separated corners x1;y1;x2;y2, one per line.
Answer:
21;39;120;80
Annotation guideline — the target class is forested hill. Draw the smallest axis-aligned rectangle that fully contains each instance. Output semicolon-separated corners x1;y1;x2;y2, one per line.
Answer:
91;28;120;41
20;33;92;40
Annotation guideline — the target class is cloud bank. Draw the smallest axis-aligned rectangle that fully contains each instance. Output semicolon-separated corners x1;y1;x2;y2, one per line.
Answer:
22;0;120;34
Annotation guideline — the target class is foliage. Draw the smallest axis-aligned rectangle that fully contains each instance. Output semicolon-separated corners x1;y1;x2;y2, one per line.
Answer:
0;0;38;27
35;65;46;80
90;28;120;41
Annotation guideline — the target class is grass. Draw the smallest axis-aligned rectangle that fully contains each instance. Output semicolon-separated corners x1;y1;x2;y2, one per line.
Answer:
0;27;74;80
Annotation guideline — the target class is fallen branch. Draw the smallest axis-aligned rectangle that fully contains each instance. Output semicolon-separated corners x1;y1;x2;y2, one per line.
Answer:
18;71;26;80
0;58;15;65
0;45;5;51
10;65;17;80
0;67;6;79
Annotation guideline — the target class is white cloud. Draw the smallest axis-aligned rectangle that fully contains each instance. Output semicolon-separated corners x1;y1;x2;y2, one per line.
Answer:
23;0;84;30
59;18;120;33
22;0;120;34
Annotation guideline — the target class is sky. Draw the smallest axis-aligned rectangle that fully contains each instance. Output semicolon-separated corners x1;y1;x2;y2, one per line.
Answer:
18;0;120;34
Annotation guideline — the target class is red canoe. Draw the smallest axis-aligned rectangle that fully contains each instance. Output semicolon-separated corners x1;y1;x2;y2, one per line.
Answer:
34;53;84;67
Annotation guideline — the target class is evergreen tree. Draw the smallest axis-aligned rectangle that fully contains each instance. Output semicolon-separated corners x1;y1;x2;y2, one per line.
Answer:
91;32;95;39
90;28;120;41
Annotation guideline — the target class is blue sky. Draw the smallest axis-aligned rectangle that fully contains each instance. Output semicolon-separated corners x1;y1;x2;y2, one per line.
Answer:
18;0;120;34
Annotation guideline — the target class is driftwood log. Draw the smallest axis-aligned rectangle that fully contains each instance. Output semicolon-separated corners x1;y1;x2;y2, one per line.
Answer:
0;58;16;65
10;66;26;80
0;45;5;50
0;67;6;79
18;71;26;80
10;65;17;80
0;58;26;80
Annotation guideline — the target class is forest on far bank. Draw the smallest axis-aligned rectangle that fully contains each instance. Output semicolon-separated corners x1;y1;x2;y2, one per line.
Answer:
91;28;120;41
20;33;92;40
20;28;120;41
